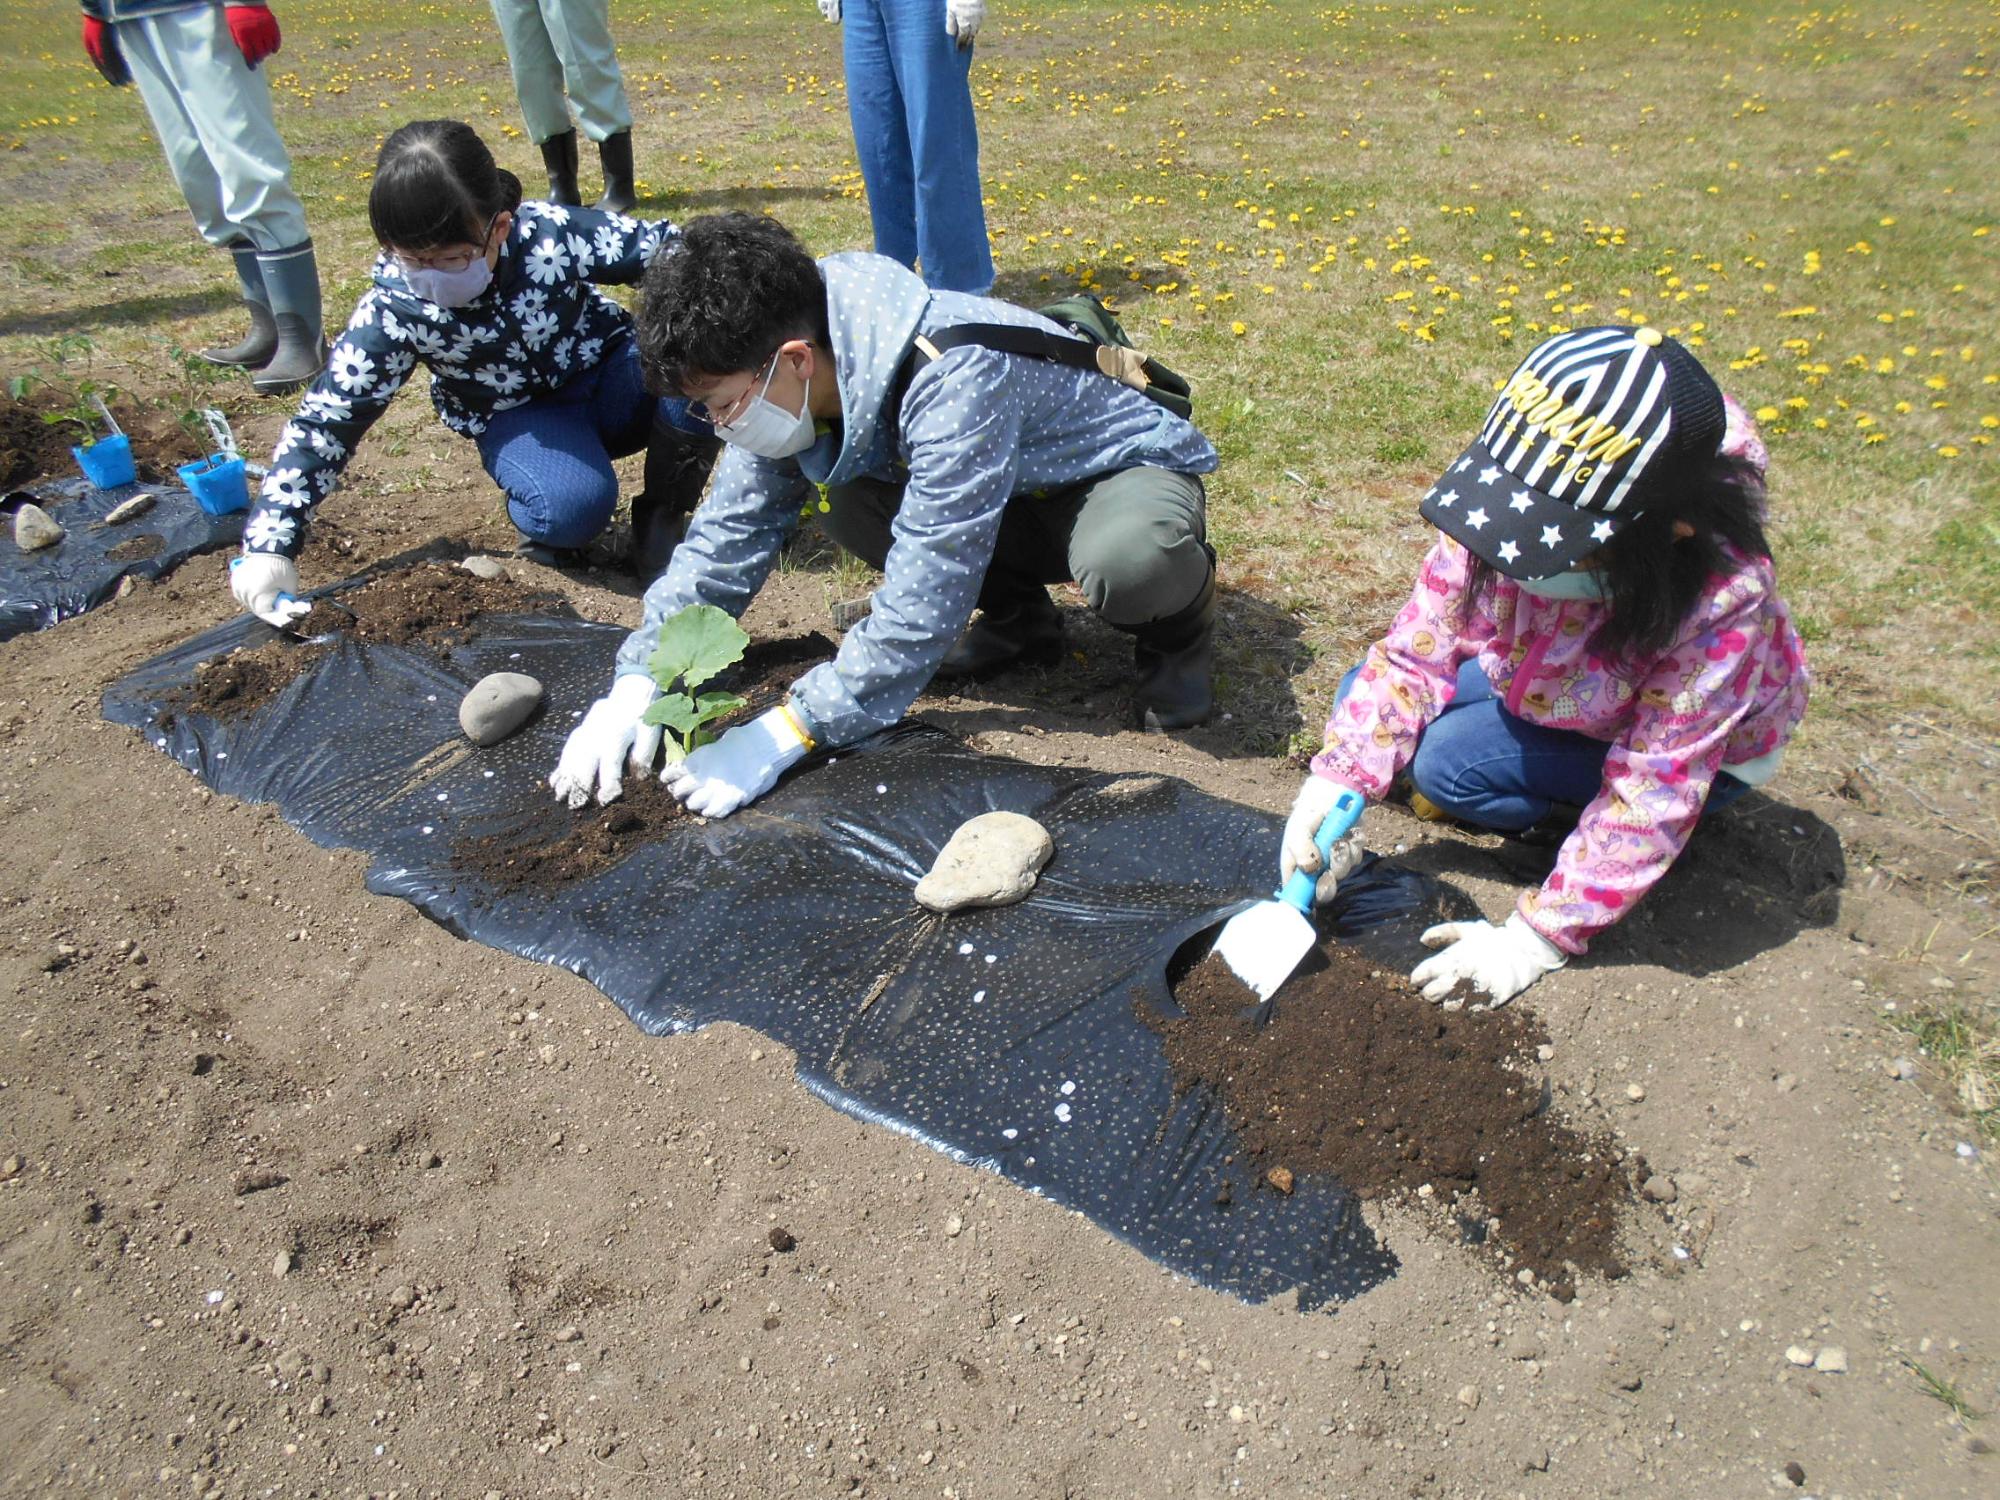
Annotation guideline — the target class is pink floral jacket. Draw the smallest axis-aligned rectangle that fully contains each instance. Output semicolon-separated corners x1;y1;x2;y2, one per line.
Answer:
1310;534;1810;956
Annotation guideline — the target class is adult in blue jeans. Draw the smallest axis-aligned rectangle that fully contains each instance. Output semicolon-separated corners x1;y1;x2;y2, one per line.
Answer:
817;0;994;294
230;119;717;627
1334;657;1750;843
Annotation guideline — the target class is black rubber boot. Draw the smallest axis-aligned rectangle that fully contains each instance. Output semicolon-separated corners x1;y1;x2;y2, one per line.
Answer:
540;130;582;206
936;589;1064;680
250;241;326;396
629;420;721;583
1128;571;1216;732
593;131;637;215
201;246;277;369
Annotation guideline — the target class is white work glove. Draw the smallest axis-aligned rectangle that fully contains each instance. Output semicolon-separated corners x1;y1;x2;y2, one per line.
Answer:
945;0;984;46
548;674;662;809
1279;774;1365;904
817;0;840;22
229;553;311;627
663;705;812;819
1410;912;1567;1008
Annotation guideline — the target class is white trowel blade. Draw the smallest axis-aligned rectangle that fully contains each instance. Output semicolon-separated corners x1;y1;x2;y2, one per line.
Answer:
1210;898;1319;1002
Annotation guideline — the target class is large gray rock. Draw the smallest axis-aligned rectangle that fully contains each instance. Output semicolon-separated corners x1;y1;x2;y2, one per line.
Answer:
459;555;510;581
914;811;1054;914
459;672;543;746
12;502;65;551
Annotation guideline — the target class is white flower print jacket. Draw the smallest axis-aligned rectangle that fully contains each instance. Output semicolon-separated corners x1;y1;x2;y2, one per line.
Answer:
240;203;677;558
613;252;1219;748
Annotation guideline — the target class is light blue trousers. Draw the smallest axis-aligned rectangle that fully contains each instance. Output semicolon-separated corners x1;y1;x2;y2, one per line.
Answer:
117;6;309;252
489;0;633;143
841;0;994;294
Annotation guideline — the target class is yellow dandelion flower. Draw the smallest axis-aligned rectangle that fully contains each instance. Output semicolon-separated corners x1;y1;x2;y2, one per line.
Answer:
1755;406;1781;421
1230;321;1247;337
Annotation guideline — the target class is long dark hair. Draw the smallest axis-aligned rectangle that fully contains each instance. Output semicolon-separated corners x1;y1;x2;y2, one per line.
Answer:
368;120;522;253
1462;454;1772;662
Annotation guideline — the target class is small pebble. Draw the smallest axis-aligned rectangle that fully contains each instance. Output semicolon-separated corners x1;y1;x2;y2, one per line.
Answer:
459;555;510;581
1455;1384;1480;1410
103;492;156;524
1889;1056;1918;1081
944;1215;963;1238
1784;1345;1814;1368
1266;1166;1295;1195
768;1226;796;1253
1535;1044;1555;1063
1813;1346;1848;1374
1783;1460;1806;1486
553;1325;580;1344
1775;1073;1799;1094
272;1251;293;1277
1624;1083;1647;1103
1641;1175;1678;1204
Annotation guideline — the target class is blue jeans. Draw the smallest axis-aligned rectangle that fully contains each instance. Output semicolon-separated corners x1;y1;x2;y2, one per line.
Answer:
474;336;696;549
843;0;994;294
1336;657;1749;832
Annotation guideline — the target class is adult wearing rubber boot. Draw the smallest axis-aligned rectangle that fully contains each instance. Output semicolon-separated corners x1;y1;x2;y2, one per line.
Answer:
549;212;1220;817
78;1;324;393
489;0;639;213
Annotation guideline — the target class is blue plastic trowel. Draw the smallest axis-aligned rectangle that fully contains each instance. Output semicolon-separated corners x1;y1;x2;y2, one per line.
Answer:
1210;786;1367;1001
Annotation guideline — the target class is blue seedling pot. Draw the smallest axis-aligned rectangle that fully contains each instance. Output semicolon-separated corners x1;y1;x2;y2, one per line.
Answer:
73;433;136;489
179;452;249;516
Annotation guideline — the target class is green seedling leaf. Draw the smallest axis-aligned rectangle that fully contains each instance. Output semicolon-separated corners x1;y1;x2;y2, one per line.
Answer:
642;691;702;735
646;603;749;695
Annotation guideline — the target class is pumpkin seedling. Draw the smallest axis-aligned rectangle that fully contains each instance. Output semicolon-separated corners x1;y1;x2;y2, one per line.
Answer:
642;604;750;762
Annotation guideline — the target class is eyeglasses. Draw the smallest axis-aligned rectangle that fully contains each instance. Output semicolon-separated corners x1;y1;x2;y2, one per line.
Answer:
685;353;780;428
391;212;501;275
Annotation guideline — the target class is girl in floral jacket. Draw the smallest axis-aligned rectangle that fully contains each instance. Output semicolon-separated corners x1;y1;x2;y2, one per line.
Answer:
1283;326;1809;1009
230;118;711;625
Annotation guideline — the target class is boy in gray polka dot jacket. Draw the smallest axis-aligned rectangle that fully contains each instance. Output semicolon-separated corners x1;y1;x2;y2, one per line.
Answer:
550;212;1220;817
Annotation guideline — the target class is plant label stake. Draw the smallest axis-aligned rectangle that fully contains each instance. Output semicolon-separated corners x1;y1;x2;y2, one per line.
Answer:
200;407;265;477
1210;787;1366;1001
90;392;123;439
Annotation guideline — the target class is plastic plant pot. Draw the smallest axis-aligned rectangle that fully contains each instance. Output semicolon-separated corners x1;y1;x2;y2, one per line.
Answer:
178;452;249;517
73;433;136;490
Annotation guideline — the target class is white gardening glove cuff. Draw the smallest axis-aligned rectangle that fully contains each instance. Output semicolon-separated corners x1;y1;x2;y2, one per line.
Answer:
662;704;812;819
945;0;984;45
547;672;662;809
1409;911;1566;1008
817;0;841;22
229;553;310;627
1279;774;1366;905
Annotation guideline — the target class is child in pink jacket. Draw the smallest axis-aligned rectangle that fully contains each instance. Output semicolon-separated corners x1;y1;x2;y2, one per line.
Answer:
1287;326;1809;1007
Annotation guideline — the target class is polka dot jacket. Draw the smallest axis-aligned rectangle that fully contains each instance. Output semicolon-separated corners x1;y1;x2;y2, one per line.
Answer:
614;252;1219;748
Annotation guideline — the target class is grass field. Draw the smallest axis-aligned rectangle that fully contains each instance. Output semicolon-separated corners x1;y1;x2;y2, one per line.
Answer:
1;0;1995;757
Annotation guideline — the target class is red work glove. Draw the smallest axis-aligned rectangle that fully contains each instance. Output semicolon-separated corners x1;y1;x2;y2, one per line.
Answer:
224;3;283;68
81;16;132;87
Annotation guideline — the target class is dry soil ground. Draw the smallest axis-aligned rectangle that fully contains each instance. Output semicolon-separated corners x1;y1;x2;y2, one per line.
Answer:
2;401;1997;1500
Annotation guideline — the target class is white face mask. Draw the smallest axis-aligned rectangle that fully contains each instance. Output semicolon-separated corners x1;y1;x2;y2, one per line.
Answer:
715;356;817;459
400;256;493;308
1517;568;1609;602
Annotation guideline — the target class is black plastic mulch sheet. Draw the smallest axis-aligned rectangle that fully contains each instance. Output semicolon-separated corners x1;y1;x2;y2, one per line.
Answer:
103;603;1469;1308
2;476;243;643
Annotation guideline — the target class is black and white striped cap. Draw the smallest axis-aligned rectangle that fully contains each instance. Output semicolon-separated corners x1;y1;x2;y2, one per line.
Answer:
1419;326;1725;579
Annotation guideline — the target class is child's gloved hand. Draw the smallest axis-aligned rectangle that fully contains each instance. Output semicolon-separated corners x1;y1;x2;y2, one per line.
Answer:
816;0;842;23
548;675;662;808
1279;774;1365;904
1410;912;1566;1007
663;705;812;819
229;554;311;628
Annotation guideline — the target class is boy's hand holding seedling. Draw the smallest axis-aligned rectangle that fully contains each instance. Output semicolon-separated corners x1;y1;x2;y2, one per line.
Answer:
550;605;809;813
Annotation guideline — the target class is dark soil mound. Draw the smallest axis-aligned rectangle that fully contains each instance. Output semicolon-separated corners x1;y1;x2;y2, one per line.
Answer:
294;560;568;648
105;533;166;562
0;389;203;489
451;632;837;893
1148;942;1639;1297
169;640;331;724
163;561;574;726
